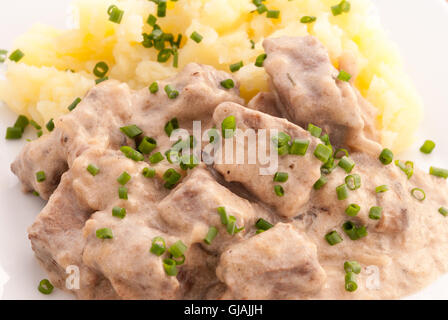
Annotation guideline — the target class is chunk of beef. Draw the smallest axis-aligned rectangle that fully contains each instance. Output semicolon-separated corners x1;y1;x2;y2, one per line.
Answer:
28;172;118;299
11;63;242;200
157;168;271;251
216;223;326;299
82;209;180;300
263;36;381;155
213;102;322;218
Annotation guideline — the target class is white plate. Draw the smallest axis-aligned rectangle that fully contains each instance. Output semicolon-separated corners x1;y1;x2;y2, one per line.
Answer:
0;0;448;300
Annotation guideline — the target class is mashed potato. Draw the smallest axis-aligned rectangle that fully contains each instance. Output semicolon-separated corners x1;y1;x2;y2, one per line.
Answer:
0;0;422;152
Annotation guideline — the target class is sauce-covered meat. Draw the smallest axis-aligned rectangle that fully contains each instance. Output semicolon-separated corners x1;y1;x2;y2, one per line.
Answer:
10;37;448;300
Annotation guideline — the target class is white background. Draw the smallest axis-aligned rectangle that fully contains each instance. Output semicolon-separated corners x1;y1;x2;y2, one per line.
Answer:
0;0;448;299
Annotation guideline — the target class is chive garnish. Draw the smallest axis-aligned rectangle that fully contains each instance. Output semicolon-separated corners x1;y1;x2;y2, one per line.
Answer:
96;228;113;239
38;279;54;295
36;171;46;183
93;62;109;78
68;97;81;112
150;237;166;256
9;49;24;62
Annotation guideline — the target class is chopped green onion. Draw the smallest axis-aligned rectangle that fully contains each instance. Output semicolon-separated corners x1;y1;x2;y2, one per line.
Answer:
171;254;185;266
229;61;243;73
36;171;46;183
14;115;29;132
356;226;368;238
345;174;361;190
67;97;81;112
142;167;156;178
334;148;349;159
320;133;331;146
344;261;361;274
430;166;448;179
164;84;179;99
163;258;178;276
300;16;316;23
375;185;388;193
93;62;109;78
204;227;218;245
420;140;436;154
157;0;167;17
38;279;54;295
266;10;280;19
336;184;349;200
217;207;228;225
379;148;394;165
308;123;322;137
9;49;24;62
314;144;333;163
369;206;382;220
164;118;179;137
345;272;358;292
331;0;351;16
313;176;328;190
120;146;144;162
108;5;124;23
149;82;159;94
226;215;244;235
112;206;126;219
147;14;157;26
395;160;414;179
168;240;187;258
439;207;448;217
95;77;108;84
256;4;267;14
220;79;235;89
5;127;22;140
37;130;43;138
157;49;172;63
325;231;343;246
138;136;157;154
96;228;113;239
0;49;7;63
272;132;291;150
274;185;284;197
255;53;267;67
46;119;55;132
163;168;181;189
338;156;355;173
32;191;40;197
337;70;352;82
118;186;128;200
250;40;255;49
30;120;41;130
222;116;236;138
342;221;365;240
255;218;273;231
411;188;425;201
289;139;309;156
190;31;203;43
273;172;288;183
117;171;131;185
180;154;199;170
322;155;335;172
149;152;164;164
345;204;360;217
87;164;99;176
150;236;166;256
120;125;143;138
